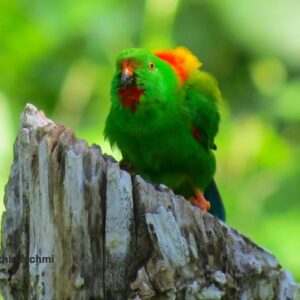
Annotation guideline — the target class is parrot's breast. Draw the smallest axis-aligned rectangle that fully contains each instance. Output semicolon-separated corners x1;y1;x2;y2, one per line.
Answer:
119;86;144;112
105;105;215;192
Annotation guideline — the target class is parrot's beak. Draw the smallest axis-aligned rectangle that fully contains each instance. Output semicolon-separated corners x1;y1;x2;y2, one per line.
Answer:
121;64;135;88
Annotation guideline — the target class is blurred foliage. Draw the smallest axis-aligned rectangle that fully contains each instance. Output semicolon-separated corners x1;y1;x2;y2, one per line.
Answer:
0;0;299;283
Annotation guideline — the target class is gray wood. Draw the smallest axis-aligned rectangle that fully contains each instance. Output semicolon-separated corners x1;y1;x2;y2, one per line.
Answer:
0;104;299;300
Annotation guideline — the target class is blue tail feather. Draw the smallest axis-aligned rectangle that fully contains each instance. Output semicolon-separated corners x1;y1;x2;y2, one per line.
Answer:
204;180;226;221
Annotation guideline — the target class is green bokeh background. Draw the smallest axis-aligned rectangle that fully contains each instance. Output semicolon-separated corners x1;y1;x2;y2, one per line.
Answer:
1;0;299;285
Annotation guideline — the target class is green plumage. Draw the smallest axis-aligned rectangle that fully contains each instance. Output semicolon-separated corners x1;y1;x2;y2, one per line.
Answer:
105;48;225;220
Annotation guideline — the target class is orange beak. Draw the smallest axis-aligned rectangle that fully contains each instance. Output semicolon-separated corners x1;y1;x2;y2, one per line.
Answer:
121;61;135;88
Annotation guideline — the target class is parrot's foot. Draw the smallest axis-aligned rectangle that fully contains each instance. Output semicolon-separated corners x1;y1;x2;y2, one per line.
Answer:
189;188;211;212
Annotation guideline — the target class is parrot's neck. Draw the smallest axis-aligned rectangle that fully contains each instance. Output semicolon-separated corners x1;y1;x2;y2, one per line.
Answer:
119;86;144;112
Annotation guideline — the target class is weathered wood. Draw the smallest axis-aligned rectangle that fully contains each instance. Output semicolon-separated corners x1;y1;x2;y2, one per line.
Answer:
0;104;299;300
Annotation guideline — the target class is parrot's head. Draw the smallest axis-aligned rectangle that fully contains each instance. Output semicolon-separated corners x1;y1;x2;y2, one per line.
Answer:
111;47;202;112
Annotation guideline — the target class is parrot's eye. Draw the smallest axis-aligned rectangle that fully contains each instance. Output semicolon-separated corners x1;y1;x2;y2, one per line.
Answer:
149;61;155;71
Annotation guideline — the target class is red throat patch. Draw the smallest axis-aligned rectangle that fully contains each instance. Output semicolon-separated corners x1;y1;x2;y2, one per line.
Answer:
154;47;202;83
119;86;144;112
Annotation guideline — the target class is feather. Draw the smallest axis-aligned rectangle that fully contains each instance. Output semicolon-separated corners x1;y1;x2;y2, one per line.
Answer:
154;47;202;82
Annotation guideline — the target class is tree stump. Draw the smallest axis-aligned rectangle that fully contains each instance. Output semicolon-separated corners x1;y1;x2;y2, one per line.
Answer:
0;104;299;300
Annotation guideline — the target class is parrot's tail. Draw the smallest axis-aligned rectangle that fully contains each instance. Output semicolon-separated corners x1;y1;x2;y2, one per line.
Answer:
204;180;226;222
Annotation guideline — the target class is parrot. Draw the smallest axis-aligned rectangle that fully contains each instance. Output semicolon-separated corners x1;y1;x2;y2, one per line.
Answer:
104;47;225;221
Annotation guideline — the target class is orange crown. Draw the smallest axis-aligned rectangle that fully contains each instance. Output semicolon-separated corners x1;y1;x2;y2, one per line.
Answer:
153;47;202;82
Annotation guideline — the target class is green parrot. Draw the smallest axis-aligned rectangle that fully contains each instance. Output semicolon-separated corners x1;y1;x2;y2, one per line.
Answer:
104;47;225;221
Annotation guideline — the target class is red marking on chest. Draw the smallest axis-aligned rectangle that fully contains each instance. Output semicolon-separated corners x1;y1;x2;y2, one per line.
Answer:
119;86;144;112
192;126;202;142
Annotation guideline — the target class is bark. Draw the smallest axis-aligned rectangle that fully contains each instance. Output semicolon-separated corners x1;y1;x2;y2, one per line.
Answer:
0;103;299;300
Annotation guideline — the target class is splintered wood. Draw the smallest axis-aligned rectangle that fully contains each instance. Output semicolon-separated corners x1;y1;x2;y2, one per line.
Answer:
0;104;298;300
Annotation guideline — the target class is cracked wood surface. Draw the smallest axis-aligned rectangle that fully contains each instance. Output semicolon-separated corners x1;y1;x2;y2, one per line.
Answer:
0;104;299;300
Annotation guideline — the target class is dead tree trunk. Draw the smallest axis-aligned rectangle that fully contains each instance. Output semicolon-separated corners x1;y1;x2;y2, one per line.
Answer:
0;103;299;300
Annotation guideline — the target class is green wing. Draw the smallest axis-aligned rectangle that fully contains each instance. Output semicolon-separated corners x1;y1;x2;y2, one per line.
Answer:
184;70;221;150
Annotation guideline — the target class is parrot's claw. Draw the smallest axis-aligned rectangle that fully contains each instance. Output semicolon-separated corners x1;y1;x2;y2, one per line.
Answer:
189;188;211;212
